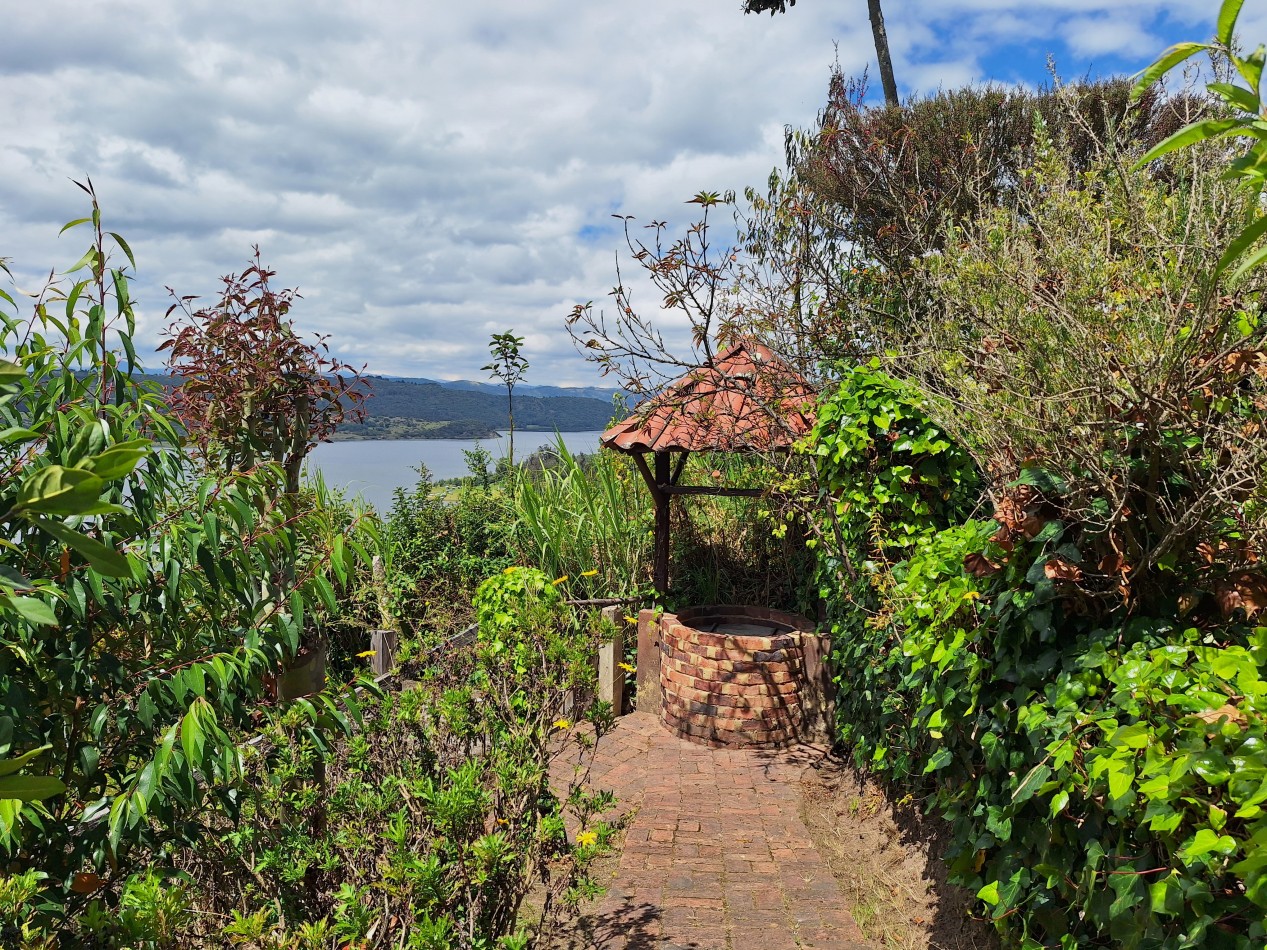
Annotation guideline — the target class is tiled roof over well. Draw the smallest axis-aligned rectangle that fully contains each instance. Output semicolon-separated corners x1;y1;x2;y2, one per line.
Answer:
600;342;815;454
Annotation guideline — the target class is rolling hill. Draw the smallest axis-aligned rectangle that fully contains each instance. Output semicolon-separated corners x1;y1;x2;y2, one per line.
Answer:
121;372;623;440
333;376;620;440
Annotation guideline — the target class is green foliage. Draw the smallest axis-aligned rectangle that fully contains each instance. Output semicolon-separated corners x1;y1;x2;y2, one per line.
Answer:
512;438;652;600
911;137;1267;615
810;364;979;634
384;463;515;638
83;871;191;948
813;356;1267;943
0;198;370;933
0;870;54;949
178;569;614;949
474;566;568;652
835;516;1267;947
1132;0;1267;280
813;197;1267;943
483;331;529;467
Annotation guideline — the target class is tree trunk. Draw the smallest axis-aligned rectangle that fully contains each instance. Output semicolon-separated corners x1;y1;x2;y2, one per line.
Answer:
507;385;515;469
867;0;899;107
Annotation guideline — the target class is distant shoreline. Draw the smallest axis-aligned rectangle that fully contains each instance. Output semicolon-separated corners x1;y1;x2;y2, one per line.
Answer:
328;426;609;443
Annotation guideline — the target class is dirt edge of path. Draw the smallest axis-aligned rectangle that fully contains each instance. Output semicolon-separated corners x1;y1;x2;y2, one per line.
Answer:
797;756;999;950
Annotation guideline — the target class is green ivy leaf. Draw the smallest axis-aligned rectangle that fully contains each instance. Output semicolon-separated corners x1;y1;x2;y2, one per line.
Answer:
1012;763;1052;805
1107;763;1134;801
1049;789;1070;817
1181;828;1238;863
924;747;952;773
1150;873;1185;916
977;880;1000;906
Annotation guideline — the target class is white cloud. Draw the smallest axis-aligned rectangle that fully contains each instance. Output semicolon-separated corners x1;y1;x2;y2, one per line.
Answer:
0;0;1231;385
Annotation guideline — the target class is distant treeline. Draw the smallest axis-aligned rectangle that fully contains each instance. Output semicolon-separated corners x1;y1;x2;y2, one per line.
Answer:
354;377;617;435
117;373;620;440
331;417;498;441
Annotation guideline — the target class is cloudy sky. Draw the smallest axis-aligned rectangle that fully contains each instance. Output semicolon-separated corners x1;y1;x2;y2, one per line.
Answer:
1;0;1257;386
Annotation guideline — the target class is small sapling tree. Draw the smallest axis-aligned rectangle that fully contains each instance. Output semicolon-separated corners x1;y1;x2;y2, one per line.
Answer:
482;331;528;469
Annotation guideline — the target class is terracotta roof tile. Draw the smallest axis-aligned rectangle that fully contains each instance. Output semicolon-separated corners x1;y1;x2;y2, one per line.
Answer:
600;342;816;454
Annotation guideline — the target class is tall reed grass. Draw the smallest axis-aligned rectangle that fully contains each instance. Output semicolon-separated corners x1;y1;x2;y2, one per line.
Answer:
512;438;652;600
513;439;816;612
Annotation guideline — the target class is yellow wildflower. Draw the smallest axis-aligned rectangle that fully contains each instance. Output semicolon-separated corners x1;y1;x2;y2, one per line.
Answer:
962;591;980;601
503;566;518;574
551;575;568;586
623;616;638;625
576;830;598;848
356;650;377;658
581;569;598;577
619;662;635;673
553;718;572;730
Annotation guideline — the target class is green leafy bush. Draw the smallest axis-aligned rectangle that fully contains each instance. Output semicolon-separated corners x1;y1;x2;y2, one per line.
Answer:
177;567;614;949
0;198;370;935
909;136;1266;615
812;146;1267;945
836;517;1267;947
384;462;516;638
809;364;979;633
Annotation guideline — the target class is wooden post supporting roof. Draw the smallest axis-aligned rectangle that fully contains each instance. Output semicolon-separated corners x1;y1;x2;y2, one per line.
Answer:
653;451;671;594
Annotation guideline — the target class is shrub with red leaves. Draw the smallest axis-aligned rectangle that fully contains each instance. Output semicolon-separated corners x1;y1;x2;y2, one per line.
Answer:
160;249;369;493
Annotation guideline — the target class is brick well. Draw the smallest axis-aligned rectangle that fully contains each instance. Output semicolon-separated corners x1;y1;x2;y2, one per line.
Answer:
657;605;825;750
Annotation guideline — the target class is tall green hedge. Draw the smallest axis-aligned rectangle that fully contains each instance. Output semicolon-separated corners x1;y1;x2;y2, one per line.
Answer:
814;372;1267;947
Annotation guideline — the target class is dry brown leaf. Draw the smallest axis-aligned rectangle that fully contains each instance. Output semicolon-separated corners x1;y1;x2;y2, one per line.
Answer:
1098;553;1129;576
1215;572;1267;618
1192;704;1247;729
1019;513;1047;539
1044;559;1084;583
990;527;1015;553
71;872;102;894
964;553;1001;578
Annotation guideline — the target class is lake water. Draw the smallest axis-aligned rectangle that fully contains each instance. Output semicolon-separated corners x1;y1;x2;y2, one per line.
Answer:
305;431;605;511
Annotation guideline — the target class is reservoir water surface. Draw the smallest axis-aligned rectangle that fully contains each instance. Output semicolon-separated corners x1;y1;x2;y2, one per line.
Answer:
305;431;605;511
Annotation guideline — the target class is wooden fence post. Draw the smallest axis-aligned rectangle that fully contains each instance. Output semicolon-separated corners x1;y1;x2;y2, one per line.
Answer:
370;628;398;676
598;605;626;714
635;608;663;717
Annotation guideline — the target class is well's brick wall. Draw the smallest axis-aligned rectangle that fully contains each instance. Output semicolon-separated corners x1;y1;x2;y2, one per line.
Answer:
658;606;818;749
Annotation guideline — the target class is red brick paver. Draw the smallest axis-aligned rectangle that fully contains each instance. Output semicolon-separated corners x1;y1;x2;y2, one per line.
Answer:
553;713;871;950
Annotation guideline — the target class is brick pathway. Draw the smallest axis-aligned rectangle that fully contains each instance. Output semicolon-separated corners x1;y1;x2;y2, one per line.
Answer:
553;712;871;950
